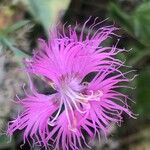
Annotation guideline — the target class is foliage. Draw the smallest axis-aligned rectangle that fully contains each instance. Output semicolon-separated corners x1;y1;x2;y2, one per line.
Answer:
27;0;70;33
0;20;31;58
109;1;150;117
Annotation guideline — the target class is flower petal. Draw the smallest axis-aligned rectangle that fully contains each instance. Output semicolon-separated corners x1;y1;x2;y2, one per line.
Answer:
7;93;58;149
25;20;124;85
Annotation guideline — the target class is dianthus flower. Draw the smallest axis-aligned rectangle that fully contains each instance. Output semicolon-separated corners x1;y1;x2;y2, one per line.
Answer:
7;18;135;150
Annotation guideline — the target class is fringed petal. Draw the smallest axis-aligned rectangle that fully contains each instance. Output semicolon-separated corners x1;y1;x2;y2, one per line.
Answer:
7;93;58;149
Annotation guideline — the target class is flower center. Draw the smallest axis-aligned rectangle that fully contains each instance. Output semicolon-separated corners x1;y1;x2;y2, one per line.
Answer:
48;74;103;131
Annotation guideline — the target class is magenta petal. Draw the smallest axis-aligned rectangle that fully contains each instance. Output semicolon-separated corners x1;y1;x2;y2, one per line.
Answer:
7;93;58;149
7;18;136;150
25;21;124;85
47;111;93;150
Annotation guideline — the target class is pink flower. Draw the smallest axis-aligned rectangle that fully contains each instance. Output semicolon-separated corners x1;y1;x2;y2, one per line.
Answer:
7;18;135;149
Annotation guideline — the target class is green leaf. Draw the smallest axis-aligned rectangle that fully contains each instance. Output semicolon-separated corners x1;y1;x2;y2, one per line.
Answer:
109;3;133;34
135;69;150;117
109;2;150;46
27;0;70;33
0;21;31;59
2;38;31;58
132;2;150;46
135;2;150;14
4;20;30;34
128;48;150;65
0;134;16;150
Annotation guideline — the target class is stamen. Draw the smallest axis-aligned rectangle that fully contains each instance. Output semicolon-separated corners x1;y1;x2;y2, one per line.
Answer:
66;87;103;102
58;75;104;130
47;98;63;126
65;90;88;114
64;100;77;132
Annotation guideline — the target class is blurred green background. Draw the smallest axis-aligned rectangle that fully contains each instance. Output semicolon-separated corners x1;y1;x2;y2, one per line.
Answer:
0;0;150;150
